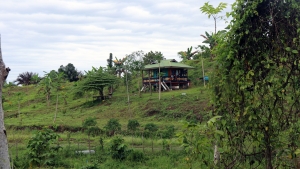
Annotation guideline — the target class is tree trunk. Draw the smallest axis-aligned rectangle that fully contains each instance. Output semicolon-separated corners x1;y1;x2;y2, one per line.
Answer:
138;73;141;97
0;37;11;168
265;131;273;169
214;17;217;34
53;93;58;123
125;70;131;118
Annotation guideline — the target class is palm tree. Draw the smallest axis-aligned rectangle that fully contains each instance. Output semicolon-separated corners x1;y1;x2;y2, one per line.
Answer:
15;72;39;86
178;46;198;61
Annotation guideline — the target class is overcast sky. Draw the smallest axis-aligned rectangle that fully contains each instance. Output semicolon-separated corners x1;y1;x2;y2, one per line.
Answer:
0;0;235;82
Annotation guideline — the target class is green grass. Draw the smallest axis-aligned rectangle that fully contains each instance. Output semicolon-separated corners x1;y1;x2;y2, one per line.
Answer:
3;70;213;168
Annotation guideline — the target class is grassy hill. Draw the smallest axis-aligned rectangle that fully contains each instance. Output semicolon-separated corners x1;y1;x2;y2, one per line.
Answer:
4;82;210;130
3;59;214;168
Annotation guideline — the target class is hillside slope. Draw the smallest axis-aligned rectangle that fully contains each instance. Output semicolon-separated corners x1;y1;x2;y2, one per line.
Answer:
3;82;211;130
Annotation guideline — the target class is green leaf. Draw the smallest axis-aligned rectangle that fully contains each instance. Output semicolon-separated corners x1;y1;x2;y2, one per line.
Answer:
295;149;300;155
292;50;298;54
285;47;291;51
215;130;224;135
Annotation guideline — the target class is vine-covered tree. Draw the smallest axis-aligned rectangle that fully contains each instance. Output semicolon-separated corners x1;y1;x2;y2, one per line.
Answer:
213;0;300;168
15;72;39;85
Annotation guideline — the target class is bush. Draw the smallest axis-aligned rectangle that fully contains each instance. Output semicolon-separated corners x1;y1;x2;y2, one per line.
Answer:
161;125;175;139
127;150;145;162
80;164;99;169
27;128;61;167
105;118;121;136
109;136;128;161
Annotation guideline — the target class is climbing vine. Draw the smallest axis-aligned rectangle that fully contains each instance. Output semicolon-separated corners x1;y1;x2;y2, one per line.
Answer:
212;0;300;168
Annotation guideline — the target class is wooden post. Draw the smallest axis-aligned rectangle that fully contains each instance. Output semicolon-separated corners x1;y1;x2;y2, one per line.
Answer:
148;70;152;95
159;61;161;100
202;56;205;86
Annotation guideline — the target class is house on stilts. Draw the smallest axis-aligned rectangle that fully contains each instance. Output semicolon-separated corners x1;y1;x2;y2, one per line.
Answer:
141;59;194;91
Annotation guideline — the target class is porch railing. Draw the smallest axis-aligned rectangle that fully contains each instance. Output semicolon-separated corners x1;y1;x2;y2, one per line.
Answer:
142;76;188;83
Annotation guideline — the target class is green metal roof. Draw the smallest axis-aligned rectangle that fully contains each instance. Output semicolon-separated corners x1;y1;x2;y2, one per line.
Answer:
143;59;194;70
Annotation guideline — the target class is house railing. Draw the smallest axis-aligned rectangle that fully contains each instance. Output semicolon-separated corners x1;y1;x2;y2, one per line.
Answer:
142;76;189;83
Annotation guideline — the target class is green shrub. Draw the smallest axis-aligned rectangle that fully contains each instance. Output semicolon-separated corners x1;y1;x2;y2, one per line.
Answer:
127;119;140;132
105;118;121;136
80;164;99;169
109;136;128;161
161;125;175;139
27;128;61;167
127;150;145;162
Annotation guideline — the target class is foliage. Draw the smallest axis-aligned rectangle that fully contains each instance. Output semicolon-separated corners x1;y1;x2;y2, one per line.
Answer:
144;123;158;138
212;0;300;168
127;119;140;132
125;50;145;73
143;51;165;65
200;31;215;49
124;50;145;97
80;67;116;97
14;72;39;86
109;136;129;161
176;117;223;168
144;123;158;133
196;45;210;58
127;150;145;162
105;118;121;136
4;81;17;87
58;63;81;82
161;125;175;139
80;164;99;169
113;57;126;77
107;53;113;69
82;117;101;137
178;46;198;61
200;2;227;34
27;128;61;167
39;70;63;106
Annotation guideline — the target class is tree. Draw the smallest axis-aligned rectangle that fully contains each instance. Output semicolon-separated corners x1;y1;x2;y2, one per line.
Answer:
107;53;113;69
31;73;41;84
82;117;101;152
58;63;81;82
144;123;158;152
143;51;165;65
178;46;198;62
27;128;60;167
15;72;39;86
127;119;140;147
212;0;300;168
113;57;126;77
125;50;145;97
80;67;116;100
200;2;227;34
39;70;59;106
105;118;121;136
0;36;11;169
200;31;215;49
52;72;65;123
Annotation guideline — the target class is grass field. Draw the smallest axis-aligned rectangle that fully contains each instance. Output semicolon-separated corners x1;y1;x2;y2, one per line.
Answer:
3;78;212;168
